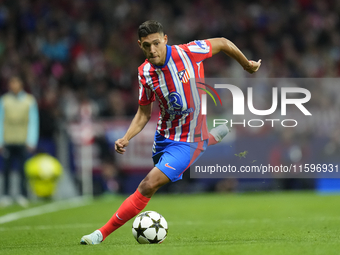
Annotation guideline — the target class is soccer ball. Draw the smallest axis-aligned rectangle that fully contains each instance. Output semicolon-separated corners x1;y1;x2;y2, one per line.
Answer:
132;211;168;244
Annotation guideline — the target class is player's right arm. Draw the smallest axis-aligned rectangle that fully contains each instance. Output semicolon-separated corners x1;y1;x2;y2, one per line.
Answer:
208;38;261;74
115;103;152;154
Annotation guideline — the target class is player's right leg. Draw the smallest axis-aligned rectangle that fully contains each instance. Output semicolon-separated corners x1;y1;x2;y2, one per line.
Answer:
80;167;170;245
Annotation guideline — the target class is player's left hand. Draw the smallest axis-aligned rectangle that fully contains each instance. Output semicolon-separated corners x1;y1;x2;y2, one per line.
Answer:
244;59;261;74
115;138;129;154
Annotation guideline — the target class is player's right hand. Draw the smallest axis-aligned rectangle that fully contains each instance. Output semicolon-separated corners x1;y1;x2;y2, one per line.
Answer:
115;138;129;154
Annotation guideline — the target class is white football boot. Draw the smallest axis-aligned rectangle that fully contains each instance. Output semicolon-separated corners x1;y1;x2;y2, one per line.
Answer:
0;196;13;208
15;195;29;208
209;124;230;143
80;230;103;245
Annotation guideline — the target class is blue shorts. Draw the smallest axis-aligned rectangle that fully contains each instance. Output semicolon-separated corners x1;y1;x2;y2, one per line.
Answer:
152;132;208;182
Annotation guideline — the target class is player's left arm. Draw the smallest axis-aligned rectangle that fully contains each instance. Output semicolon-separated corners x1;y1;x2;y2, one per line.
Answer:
208;38;261;74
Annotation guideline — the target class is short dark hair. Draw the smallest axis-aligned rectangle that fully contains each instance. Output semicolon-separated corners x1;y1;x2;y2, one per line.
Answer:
138;20;164;39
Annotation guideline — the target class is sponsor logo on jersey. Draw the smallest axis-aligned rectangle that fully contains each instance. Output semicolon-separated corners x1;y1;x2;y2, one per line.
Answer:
165;108;194;115
168;92;183;109
166;92;193;115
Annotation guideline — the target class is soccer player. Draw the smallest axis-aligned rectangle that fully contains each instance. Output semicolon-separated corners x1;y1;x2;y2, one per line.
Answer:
80;20;261;245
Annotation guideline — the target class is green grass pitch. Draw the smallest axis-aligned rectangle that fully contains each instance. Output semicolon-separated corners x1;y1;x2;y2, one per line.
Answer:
0;192;339;255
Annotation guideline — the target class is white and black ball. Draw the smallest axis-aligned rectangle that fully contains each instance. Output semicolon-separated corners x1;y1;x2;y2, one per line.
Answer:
132;211;168;244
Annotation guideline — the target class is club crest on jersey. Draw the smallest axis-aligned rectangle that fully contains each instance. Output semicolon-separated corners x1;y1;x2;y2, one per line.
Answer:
177;69;190;83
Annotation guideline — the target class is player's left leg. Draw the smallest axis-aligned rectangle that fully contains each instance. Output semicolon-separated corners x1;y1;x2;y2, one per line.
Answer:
208;124;230;146
80;167;169;245
137;167;170;197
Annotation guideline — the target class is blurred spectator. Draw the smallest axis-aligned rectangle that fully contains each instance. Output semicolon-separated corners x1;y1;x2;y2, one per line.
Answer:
92;136;120;195
269;129;314;190
0;76;39;207
321;127;340;164
40;28;70;62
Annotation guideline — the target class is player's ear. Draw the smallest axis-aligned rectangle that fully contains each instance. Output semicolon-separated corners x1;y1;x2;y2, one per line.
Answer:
164;34;168;44
138;40;142;48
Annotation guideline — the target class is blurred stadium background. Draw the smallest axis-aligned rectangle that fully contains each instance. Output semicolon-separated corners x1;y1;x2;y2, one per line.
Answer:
0;0;340;200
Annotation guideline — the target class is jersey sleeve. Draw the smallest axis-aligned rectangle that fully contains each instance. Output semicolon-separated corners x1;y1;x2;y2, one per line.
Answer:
185;40;212;63
138;73;155;105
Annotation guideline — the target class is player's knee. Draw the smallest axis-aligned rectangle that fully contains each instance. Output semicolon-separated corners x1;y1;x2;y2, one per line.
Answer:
138;177;158;197
138;167;170;197
138;175;165;197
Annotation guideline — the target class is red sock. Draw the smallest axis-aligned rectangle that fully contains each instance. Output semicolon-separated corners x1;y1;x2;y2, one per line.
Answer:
99;189;150;240
208;133;218;146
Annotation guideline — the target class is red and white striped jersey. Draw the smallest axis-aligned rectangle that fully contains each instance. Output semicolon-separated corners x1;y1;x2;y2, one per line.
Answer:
138;40;212;142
